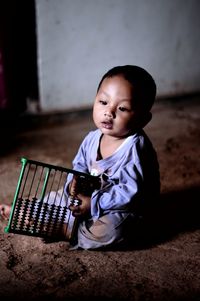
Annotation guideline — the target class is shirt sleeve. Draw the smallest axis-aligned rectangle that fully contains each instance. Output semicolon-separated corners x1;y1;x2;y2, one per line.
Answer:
64;132;92;195
91;161;143;216
71;131;94;173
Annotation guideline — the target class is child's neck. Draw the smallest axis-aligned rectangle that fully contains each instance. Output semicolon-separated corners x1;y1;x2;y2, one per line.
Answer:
98;134;127;160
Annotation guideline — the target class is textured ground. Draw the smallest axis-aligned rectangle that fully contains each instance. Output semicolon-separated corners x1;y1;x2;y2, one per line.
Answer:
0;95;199;301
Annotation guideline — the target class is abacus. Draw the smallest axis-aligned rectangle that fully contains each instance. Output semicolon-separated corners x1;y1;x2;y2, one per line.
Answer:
5;158;98;242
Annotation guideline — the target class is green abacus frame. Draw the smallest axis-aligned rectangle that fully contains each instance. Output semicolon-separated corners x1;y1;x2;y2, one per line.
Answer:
5;157;96;242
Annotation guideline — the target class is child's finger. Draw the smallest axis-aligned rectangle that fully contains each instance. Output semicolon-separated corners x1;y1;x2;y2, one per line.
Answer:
69;175;79;195
69;205;81;217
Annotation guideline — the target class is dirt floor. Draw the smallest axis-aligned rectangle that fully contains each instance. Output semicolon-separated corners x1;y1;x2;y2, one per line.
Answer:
0;95;199;301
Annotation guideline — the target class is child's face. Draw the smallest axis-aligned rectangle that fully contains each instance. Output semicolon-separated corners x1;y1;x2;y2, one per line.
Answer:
93;75;138;138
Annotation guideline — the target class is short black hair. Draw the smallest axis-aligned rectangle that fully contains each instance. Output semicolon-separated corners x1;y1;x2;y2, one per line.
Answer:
97;65;156;112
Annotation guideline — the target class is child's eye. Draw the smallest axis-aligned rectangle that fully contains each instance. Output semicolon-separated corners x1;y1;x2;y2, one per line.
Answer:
99;100;107;105
118;106;128;112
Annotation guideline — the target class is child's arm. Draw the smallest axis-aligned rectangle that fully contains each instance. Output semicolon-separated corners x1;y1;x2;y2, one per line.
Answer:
69;176;91;216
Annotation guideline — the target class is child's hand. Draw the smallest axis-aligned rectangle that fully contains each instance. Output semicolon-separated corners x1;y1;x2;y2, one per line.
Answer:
69;193;91;218
68;174;101;197
67;174;100;218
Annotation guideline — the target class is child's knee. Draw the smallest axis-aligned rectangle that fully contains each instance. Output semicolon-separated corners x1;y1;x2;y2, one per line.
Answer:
89;215;121;239
76;215;125;249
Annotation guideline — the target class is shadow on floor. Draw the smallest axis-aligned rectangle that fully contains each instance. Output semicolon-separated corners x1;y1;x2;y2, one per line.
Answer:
131;185;200;249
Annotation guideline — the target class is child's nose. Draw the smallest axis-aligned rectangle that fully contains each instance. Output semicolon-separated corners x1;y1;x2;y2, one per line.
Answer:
104;107;116;118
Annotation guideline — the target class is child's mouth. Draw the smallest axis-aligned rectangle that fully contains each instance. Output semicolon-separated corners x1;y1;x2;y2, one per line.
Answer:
101;121;113;129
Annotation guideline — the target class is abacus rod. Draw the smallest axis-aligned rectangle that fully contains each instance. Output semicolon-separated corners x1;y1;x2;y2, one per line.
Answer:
4;158;28;233
40;167;50;201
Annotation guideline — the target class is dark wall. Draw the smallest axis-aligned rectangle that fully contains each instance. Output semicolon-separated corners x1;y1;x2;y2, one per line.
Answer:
0;0;38;114
0;0;38;153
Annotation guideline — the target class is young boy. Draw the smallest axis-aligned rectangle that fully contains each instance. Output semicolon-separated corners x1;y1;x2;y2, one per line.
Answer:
65;65;160;250
0;65;160;250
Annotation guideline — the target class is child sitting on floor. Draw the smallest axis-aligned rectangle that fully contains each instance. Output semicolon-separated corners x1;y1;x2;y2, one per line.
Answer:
0;65;160;250
65;65;160;249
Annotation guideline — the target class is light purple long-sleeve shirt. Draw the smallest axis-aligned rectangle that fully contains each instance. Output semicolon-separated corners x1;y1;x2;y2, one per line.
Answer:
65;129;160;221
